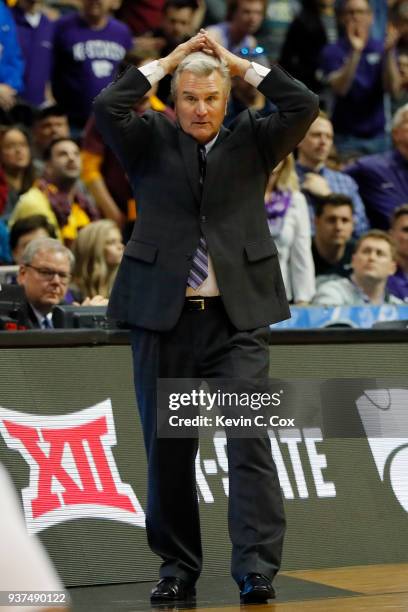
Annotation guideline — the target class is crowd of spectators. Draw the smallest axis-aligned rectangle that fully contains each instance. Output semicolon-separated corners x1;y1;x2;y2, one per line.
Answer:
0;0;408;328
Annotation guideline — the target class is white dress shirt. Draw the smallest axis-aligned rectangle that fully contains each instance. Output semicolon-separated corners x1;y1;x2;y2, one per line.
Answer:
30;305;53;329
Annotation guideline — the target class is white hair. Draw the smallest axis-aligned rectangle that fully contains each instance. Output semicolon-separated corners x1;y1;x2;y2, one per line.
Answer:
171;52;231;99
21;237;75;269
392;103;408;130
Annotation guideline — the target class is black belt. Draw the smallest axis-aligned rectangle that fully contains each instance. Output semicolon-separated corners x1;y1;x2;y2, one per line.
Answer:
184;296;223;311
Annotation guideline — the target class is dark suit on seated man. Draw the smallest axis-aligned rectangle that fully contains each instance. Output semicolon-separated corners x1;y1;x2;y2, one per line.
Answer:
17;237;74;329
94;30;318;604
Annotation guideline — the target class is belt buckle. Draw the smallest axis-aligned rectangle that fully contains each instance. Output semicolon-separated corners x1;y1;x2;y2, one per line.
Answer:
190;298;205;310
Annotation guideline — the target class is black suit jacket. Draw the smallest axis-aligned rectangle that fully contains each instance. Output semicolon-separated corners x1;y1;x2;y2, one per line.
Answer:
94;65;319;331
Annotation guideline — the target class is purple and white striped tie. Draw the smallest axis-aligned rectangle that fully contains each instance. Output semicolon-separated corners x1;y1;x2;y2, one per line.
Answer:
187;235;209;289
187;145;208;288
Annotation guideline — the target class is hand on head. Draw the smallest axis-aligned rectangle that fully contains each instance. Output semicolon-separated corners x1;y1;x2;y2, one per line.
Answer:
159;30;251;78
159;31;208;73
198;30;251;77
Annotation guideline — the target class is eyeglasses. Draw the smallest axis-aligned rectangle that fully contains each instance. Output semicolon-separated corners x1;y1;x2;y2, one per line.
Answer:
239;46;265;57
25;264;71;284
343;9;371;15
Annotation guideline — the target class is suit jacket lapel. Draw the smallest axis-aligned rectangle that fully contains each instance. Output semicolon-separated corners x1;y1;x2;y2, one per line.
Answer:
178;128;201;205
211;125;230;149
203;125;231;205
26;302;40;329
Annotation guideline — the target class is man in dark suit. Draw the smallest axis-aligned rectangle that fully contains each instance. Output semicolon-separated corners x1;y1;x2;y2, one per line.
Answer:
14;237;108;329
17;237;74;329
94;31;318;604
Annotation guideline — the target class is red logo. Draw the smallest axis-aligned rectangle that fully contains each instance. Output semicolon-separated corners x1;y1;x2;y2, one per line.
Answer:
0;400;145;534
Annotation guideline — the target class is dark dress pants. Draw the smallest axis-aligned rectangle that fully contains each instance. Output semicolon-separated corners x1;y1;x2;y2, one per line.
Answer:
130;303;286;585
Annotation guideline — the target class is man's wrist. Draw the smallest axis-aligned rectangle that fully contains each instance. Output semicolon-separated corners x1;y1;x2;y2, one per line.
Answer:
233;58;251;78
158;57;172;75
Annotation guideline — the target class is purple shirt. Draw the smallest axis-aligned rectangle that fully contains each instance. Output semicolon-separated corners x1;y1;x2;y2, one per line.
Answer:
387;266;408;302
345;149;408;229
12;7;55;106
52;13;132;128
319;37;385;138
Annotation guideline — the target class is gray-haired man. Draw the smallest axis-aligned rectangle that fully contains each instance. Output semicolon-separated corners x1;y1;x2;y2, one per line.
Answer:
17;238;74;329
94;31;318;604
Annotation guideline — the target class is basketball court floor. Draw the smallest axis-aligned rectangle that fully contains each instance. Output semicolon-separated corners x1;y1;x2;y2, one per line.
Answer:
69;563;408;611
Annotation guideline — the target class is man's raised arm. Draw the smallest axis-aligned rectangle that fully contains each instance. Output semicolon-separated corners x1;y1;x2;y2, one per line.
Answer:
201;31;319;170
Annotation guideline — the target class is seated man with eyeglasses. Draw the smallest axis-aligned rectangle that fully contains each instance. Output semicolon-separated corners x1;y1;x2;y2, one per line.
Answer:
16;237;74;329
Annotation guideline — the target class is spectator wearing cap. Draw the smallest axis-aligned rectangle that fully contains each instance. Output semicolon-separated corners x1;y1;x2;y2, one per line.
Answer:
12;0;56;107
207;0;266;55
51;0;133;132
345;103;408;229
318;0;401;157
9;137;99;244
313;230;403;305
312;193;355;286
9;214;56;264
296;112;369;237
0;0;24;121
387;204;408;302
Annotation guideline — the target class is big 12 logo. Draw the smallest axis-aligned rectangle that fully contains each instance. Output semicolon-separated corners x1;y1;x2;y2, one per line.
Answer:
0;400;145;534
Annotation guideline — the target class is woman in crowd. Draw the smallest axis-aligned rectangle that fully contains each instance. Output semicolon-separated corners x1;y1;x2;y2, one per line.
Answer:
264;154;315;304
0;125;36;220
71;219;124;301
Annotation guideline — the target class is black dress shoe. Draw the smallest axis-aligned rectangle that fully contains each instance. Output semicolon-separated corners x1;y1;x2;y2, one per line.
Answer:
150;577;196;602
239;573;276;603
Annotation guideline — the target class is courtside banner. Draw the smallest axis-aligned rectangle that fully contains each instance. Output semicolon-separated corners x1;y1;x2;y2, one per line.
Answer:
0;344;407;586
